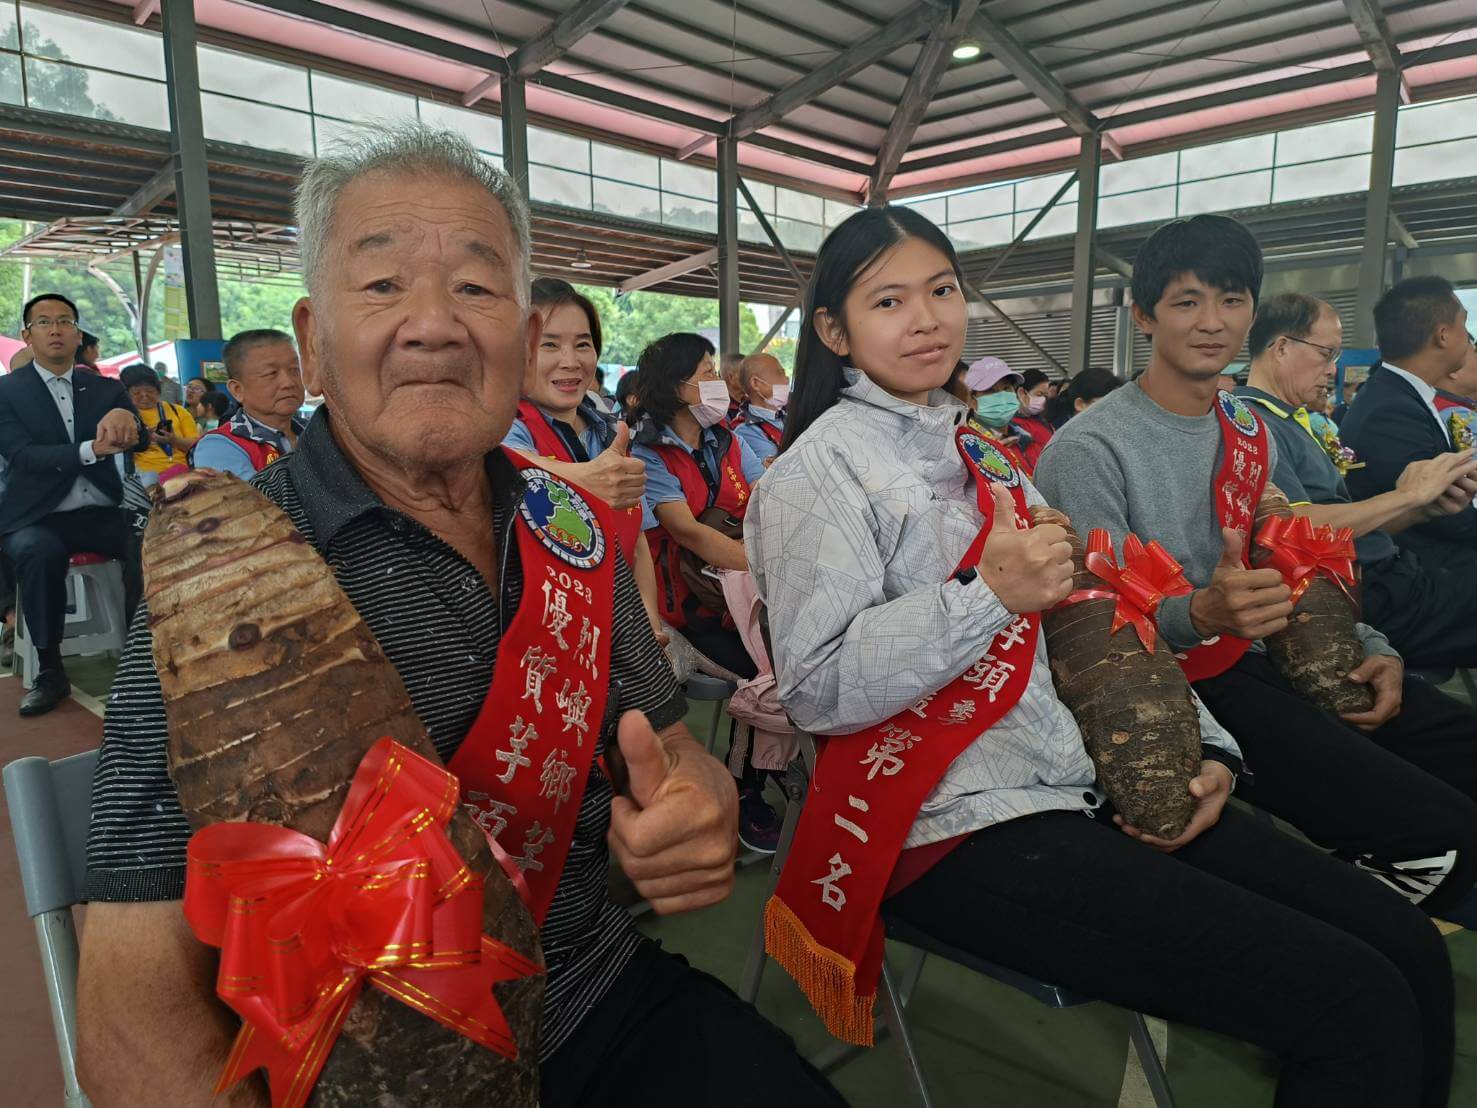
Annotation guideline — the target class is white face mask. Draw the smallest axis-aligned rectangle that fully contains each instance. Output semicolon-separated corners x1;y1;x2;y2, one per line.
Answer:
690;379;730;428
769;383;791;409
1025;394;1046;415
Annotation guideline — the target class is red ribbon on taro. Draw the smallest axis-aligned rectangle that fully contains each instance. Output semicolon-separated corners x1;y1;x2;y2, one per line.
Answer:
183;738;541;1108
1057;529;1195;653
1253;515;1357;604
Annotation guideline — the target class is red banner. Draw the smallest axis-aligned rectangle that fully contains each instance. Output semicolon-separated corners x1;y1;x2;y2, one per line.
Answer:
1253;514;1356;605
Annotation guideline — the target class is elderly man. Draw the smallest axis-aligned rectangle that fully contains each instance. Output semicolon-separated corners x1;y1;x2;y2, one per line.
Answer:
1237;292;1477;668
719;350;745;422
76;124;841;1108
731;351;789;466
192;329;306;479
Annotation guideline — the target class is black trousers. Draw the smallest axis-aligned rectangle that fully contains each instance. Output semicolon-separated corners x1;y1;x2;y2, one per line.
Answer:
540;941;846;1108
1192;653;1477;917
887;807;1453;1108
1364;548;1477;669
0;506;138;653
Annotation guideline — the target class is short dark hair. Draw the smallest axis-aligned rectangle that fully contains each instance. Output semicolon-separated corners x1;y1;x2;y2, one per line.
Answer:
1374;276;1462;362
202;392;233;421
530;276;603;354
223;328;294;381
632;332;716;428
1130;215;1263;320
120;363;159;391
22;293;79;326
80;331;99;350
614;369;640;411
1249;292;1331;359
1019;368;1049;391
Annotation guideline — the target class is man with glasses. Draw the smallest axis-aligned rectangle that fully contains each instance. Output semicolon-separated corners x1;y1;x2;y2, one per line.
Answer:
1238;291;1477;670
0;293;143;715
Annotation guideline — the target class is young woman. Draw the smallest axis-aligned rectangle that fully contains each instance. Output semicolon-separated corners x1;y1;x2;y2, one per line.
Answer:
1045;365;1124;428
183;376;214;424
503;277;664;642
628;332;776;850
747;205;1453;1108
121;363;201;484
1011;367;1056;468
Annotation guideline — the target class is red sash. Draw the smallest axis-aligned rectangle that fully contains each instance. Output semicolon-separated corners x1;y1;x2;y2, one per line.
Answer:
449;450;616;924
514;399;642;565
1174;391;1271;683
735;407;784;446
765;426;1039;1046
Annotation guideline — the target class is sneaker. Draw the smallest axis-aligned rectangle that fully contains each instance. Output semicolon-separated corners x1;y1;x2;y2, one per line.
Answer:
738;787;781;855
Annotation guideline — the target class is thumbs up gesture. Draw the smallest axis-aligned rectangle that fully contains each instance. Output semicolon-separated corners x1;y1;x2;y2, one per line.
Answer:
976;484;1074;613
607;710;738;914
1187;527;1294;641
578;421;648;510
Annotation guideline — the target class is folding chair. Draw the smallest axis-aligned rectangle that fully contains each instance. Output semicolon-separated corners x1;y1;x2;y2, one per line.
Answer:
4;748;99;1108
684;672;738;754
740;734;1176;1108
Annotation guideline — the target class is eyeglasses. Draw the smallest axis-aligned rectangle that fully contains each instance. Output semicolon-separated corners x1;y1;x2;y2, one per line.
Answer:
1283;334;1341;365
26;317;78;332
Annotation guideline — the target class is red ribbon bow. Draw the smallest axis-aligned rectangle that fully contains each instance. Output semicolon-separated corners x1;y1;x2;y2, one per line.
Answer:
1253;514;1357;604
183;738;541;1108
1073;529;1195;653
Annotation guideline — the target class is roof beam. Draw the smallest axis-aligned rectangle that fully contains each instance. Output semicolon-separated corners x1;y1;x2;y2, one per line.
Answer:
464;0;632;105
133;0;159;25
112;160;175;217
617;247;719;296
867;0;982;204
728;2;936;139
1341;0;1412;102
1390;212;1419;250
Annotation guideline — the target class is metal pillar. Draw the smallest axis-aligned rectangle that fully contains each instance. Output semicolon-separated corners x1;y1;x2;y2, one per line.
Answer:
716;135;741;357
500;75;529;198
1355;68;1401;347
160;0;221;340
1112;301;1135;377
1067;134;1102;377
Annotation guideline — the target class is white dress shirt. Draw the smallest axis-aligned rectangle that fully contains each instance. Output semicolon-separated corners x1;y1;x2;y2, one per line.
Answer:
1382;361;1452;447
39;366;115;513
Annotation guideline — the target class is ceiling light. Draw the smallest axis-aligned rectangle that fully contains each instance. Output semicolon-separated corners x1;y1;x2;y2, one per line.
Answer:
952;41;982;61
571;247;593;269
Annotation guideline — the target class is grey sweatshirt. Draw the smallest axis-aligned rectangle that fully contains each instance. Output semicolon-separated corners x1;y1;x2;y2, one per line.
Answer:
1034;381;1397;658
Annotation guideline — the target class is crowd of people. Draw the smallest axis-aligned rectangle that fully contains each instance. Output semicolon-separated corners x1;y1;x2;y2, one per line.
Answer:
3;120;1477;1106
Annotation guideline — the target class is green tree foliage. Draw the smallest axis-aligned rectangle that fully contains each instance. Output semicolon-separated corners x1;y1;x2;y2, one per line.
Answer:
574;283;762;366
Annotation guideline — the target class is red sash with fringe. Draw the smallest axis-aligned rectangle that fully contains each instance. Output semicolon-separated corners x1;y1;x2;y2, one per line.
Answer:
764;427;1039;1046
1175;391;1271;683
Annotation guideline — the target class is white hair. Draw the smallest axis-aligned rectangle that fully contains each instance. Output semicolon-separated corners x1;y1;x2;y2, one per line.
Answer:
293;120;530;305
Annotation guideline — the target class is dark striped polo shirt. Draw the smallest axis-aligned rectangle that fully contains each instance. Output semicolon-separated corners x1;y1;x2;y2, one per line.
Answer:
83;408;687;1059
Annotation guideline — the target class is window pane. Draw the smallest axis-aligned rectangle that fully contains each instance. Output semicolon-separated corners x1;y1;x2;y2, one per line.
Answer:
775;187;822;223
824;198;861;228
775;217;822;253
592;142;657;187
1023;201;1076;240
739;210;768;243
483;152;504;175
664;197;717;232
1;8;18;50
1394;136;1477;186
661;159;715;201
949;215;1013;249
530;163;592;209
592;178;662;223
947;183;1012;221
198;46;308;111
418;99;501;154
529;125;589;172
1398;96;1477;148
902;197;947;223
1100;151;1179;195
314;116;378;152
21;4;164;81
1014;172;1076;211
203;93;313;156
1179;133;1274;182
742;179;775;214
1177;169;1271;215
1272;155;1370;203
311;73;414;124
0;52;20;106
26;58;167;129
1098;185;1177;228
1275;115;1371;164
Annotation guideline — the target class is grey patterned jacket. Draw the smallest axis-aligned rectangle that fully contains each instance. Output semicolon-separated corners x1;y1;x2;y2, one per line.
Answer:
746;368;1240;847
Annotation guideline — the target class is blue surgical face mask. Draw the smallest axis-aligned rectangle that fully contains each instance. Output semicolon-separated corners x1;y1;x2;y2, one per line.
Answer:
974;392;1020;428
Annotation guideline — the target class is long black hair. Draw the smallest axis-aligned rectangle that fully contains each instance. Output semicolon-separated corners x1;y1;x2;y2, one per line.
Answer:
782;206;965;452
1046;366;1122;426
630;332;715;429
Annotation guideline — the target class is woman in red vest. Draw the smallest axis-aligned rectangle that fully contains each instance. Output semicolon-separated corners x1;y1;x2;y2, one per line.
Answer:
628;332;775;849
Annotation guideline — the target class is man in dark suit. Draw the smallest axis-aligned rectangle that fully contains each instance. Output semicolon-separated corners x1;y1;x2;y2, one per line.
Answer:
1342;276;1477;573
0;293;144;716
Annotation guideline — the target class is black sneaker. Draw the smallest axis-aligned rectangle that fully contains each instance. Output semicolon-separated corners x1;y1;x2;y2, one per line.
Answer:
738;787;781;855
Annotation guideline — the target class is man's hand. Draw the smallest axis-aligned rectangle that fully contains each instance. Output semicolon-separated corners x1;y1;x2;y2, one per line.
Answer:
92;408;140;455
1114;760;1233;852
579;422;647;510
1188;529;1293;640
607;710;738;914
1396;451;1477;515
1430;470;1477;517
976;483;1073;614
1339;654;1404;731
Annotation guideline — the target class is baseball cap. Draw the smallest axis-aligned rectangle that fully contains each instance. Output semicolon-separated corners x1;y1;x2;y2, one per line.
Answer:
964;356;1023;392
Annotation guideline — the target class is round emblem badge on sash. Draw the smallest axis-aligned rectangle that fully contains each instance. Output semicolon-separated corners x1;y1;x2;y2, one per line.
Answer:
517;471;607;569
1217;390;1260;436
957;432;1020;488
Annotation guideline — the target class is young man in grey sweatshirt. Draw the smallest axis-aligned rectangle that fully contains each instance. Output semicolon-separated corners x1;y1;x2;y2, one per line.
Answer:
1034;214;1477;931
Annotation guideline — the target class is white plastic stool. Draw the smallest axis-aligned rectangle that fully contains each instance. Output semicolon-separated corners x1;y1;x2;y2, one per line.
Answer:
13;554;127;689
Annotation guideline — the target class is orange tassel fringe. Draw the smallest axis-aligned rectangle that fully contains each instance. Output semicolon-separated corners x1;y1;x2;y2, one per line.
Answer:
763;895;875;1046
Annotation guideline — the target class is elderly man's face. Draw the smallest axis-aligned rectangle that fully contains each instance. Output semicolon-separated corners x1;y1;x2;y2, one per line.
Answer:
294;170;537;469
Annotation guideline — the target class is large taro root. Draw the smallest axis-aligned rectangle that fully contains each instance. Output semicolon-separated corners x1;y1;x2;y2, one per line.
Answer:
1034;507;1202;840
1252;489;1374;718
143;471;542;1108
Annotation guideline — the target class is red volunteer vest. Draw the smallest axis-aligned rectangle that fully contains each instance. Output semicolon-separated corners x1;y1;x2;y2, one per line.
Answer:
734;408;783;446
196;424;283;472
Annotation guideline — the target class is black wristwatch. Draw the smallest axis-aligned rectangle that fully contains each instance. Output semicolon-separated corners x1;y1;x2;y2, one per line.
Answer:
953;567;978;587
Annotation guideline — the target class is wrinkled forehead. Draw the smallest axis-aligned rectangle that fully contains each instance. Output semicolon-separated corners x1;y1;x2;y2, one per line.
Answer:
330;170;518;272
